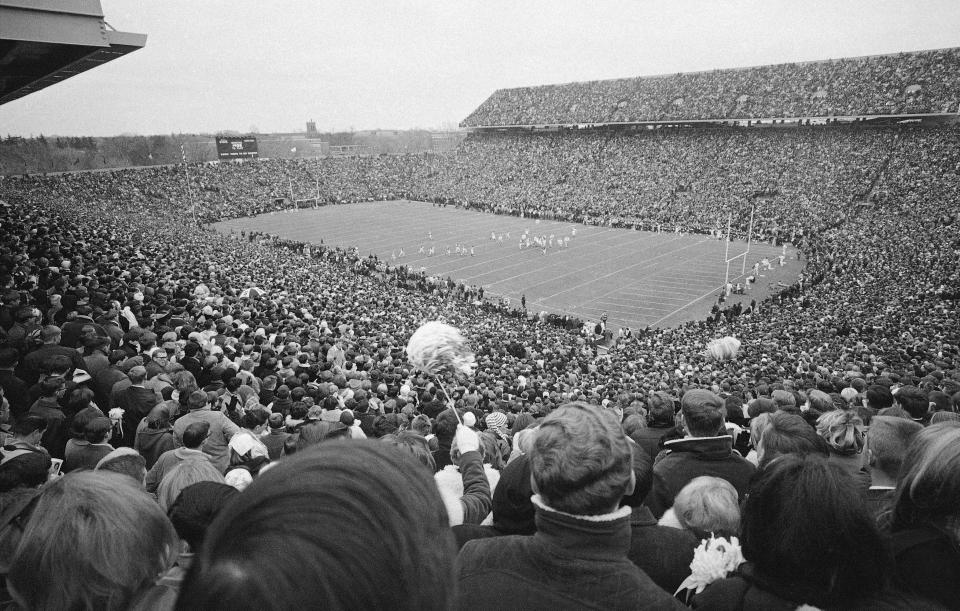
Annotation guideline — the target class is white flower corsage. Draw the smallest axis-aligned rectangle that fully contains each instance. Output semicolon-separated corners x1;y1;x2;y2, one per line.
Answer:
675;535;745;602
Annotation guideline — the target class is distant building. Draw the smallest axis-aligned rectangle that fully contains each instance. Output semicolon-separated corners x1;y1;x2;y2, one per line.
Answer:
306;120;317;134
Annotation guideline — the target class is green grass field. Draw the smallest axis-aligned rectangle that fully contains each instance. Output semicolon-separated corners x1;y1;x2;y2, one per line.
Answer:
214;201;802;330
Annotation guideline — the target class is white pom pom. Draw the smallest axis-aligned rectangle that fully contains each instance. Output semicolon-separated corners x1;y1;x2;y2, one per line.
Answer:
704;336;741;361
462;412;476;428
406;321;476;378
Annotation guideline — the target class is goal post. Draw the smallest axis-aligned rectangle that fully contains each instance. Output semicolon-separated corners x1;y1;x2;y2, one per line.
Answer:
723;204;755;289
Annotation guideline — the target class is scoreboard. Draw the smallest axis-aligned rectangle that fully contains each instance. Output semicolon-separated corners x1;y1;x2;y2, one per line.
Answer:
215;136;259;159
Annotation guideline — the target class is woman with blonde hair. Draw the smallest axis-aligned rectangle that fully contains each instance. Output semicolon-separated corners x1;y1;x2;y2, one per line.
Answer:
7;471;178;611
816;409;869;492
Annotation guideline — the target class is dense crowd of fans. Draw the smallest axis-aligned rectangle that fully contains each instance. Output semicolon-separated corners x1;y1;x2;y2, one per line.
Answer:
462;47;960;126
0;114;958;609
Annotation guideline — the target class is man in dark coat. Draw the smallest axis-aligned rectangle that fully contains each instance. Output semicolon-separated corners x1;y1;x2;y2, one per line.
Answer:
645;389;756;518
456;403;683;610
0;348;30;418
114;366;160;447
18;326;84;387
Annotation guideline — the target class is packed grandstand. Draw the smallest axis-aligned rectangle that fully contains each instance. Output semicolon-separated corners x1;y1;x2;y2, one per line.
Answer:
0;46;959;610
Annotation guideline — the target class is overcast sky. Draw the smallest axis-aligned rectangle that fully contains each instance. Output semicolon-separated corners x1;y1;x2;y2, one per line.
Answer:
3;0;960;136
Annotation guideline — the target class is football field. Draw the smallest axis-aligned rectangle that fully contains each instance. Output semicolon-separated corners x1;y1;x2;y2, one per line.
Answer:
214;201;802;330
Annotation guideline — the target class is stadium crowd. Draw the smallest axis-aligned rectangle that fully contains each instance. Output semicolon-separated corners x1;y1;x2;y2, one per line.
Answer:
461;47;960;126
0;113;958;608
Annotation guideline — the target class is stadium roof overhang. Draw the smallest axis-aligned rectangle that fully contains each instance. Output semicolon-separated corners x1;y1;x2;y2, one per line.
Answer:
0;0;146;106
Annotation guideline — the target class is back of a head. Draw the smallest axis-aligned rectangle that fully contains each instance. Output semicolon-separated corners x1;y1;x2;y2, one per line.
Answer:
95;448;147;485
891;422;960;532
866;416;923;480
758;411;827;466
380;431;436;471
530;402;634;515
177;440;455;611
816;410;865;456
647;392;675;427
183;421;211;449
8;471;177;611
771;389;797;413
806;389;834;413
490;453;535;535
672;476;740;540
157;459;225;513
681;389;725;437
741;454;887;607
894;386;928;421
865;385;894;410
168;481;240;552
0;449;51;492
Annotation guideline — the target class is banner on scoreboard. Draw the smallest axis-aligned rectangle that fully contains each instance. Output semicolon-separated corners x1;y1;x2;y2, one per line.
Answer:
215;136;259;159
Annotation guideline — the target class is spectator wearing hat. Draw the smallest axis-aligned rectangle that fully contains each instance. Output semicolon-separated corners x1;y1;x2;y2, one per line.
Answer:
457;402;682;610
646;389;756;518
172;391;238;473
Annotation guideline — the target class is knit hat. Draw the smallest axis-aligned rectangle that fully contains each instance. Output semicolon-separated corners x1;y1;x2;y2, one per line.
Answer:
485;411;509;435
490;454;535;534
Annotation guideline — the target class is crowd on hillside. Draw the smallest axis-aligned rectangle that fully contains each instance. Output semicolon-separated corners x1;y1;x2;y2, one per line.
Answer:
462;47;960;126
0;119;958;609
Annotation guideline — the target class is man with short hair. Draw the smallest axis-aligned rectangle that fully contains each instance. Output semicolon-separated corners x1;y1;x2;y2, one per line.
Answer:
172;391;238;473
4;415;48;456
861;384;894;424
864;416;923;525
146;421;213;492
95;447;147;488
115;366;160;447
0;348;30;418
456;402;682;610
893;386;928;423
27;376;68;459
645;389;756;518
19;325;84;386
